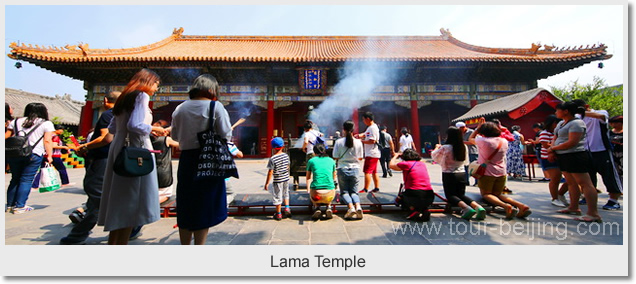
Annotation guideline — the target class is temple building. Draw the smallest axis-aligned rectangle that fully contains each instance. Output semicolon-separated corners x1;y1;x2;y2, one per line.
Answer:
8;28;611;157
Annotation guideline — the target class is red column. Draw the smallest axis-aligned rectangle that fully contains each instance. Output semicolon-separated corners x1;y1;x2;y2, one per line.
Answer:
352;108;359;134
470;99;478;108
78;101;94;138
410;100;420;152
267;101;274;156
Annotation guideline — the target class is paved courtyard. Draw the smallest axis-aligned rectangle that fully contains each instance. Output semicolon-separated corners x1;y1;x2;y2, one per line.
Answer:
4;159;624;245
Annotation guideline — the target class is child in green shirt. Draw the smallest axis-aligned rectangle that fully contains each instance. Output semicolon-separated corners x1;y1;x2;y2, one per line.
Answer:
306;144;336;220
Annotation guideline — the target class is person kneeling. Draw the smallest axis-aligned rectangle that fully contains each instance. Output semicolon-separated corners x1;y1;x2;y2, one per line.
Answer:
389;149;435;222
306;144;336;220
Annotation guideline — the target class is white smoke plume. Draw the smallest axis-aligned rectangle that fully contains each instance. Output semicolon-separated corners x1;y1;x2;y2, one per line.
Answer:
308;59;398;132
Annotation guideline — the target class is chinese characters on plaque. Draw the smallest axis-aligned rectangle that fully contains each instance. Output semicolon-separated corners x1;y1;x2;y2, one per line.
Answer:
304;70;322;90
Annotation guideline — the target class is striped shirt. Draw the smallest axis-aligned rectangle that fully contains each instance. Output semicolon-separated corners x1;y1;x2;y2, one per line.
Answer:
538;130;554;159
267;153;290;183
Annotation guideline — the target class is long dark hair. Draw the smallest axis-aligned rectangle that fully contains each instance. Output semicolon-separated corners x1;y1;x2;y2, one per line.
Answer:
314;143;328;158
113;68;160;116
445;126;466;162
5;103;13;122
343;120;354;148
22;103;49;128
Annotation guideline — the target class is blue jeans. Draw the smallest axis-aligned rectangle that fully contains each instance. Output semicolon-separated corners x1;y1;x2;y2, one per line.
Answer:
7;154;43;208
337;168;360;205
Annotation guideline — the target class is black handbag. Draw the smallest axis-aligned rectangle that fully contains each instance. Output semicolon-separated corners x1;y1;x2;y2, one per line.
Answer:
114;135;154;177
194;100;239;181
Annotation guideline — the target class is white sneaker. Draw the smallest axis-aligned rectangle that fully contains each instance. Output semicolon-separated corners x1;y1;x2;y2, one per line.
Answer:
558;195;569;206
325;209;333;219
344;208;356;220
551;199;567;208
356;207;364;219
13;205;34;214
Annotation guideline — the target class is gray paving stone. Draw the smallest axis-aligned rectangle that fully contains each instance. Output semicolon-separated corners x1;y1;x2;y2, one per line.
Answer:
345;226;390;244
4;160;624;246
310;232;351;245
229;231;272;245
383;231;432;245
272;223;310;241
270;240;310;245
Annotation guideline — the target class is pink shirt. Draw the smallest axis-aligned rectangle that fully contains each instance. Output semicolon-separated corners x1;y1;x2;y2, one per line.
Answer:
431;144;469;173
397;161;433;190
475;136;508;177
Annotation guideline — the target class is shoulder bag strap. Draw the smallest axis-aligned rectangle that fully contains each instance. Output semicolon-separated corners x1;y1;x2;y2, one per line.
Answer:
485;140;503;163
337;147;350;159
20;119;46;147
13;120;18;136
208;100;217;133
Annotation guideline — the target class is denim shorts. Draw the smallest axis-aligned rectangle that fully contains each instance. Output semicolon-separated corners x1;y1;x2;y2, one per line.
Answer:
539;156;559;170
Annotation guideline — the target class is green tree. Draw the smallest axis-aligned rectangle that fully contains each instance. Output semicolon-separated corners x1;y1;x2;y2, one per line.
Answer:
550;77;623;117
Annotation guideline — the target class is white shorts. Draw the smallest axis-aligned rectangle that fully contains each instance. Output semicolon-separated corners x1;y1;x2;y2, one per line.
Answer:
159;184;173;199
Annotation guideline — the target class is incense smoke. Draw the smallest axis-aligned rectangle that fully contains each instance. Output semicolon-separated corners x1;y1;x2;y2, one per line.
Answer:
308;60;398;133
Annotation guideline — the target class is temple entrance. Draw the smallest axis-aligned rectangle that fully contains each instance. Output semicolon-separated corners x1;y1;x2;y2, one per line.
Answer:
238;126;260;157
419;125;440;158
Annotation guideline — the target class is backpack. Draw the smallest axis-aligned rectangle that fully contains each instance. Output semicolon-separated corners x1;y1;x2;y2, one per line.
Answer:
6;119;45;158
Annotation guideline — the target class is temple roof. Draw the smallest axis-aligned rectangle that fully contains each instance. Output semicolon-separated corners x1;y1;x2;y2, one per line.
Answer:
453;88;562;122
5;88;85;126
8;28;612;64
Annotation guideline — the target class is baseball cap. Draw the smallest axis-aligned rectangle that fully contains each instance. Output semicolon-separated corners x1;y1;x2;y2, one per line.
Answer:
271;137;284;148
455;122;466;128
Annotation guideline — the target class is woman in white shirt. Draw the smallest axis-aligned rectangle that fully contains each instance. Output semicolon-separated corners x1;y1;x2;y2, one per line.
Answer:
332;120;364;220
432;126;486;220
399;127;416;153
6;103;54;214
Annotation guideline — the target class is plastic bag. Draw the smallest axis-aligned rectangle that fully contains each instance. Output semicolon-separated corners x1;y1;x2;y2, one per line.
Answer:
39;163;61;192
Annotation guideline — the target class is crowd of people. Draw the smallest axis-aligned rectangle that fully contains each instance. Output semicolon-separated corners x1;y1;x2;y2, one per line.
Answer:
5;67;623;244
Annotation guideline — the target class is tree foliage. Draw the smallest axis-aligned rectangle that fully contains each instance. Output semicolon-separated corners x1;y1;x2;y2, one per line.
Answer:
550;77;623;117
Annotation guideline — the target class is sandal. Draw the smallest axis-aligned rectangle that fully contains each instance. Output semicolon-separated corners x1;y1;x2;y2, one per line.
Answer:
517;208;532;218
574;215;602;223
557;209;582;215
505;206;519;220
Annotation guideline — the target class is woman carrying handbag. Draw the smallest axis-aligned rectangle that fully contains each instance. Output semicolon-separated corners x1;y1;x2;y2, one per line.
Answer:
171;74;233;245
97;68;167;245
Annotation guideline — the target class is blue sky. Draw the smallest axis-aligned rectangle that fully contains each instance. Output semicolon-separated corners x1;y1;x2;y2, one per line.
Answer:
4;5;625;102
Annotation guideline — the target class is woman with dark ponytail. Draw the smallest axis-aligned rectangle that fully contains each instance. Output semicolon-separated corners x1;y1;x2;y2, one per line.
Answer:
332;120;364;220
549;101;601;222
399;127;416;153
432;126;486;220
5;103;55;214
